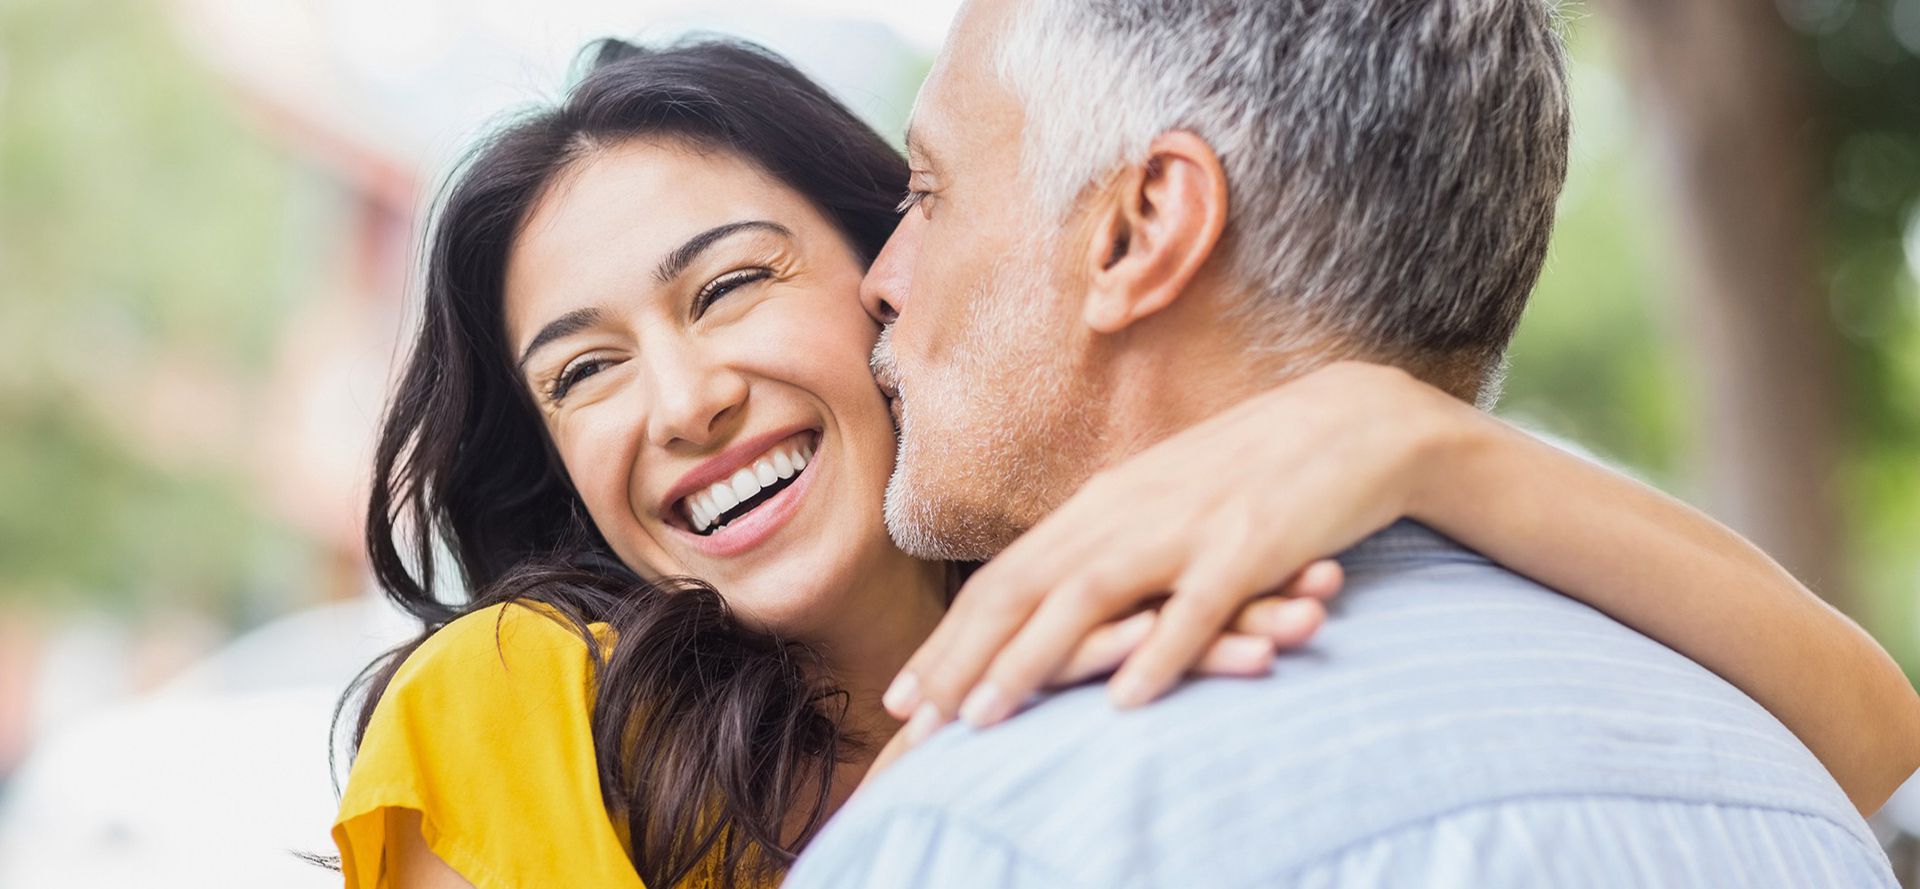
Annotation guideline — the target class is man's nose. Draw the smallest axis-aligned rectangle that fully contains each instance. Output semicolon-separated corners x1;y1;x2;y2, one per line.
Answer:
859;215;916;324
643;348;748;448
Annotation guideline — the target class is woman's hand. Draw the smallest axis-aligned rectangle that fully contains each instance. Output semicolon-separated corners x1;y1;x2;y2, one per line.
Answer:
862;574;1343;788
880;361;1471;734
1046;572;1342;687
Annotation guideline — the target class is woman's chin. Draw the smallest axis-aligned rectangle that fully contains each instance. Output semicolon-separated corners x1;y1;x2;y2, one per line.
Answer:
725;585;849;639
704;529;895;639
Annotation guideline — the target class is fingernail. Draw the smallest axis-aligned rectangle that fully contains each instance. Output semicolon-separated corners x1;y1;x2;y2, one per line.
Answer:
903;701;943;745
1109;673;1148;709
882;671;920;716
959;682;1006;727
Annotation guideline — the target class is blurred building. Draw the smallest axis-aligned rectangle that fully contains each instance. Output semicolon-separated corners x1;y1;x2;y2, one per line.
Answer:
0;2;947;885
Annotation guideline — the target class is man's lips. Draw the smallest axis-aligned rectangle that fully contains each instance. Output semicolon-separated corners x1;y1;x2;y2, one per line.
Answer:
657;424;820;522
875;377;903;428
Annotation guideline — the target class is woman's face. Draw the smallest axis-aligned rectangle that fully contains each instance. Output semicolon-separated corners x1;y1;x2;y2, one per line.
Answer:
502;139;914;635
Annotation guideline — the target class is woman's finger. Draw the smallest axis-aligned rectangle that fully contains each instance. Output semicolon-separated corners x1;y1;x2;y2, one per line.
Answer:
956;569;1138;726
881;558;1047;720
1228;596;1328;649
1107;553;1270;708
1051;563;1333;697
928;524;1189;724
887;568;1051;726
1282;559;1345;600
1046;610;1158;687
1192;632;1278;676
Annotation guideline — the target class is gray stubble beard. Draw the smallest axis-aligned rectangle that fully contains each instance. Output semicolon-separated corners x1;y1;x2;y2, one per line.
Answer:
875;241;1100;563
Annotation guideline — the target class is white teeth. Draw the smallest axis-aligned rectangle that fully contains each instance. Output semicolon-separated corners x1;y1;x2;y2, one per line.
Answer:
728;468;758;503
710;483;740;515
681;436;817;534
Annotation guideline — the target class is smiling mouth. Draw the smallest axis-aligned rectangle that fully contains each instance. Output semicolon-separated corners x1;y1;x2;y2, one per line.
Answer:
680;433;817;536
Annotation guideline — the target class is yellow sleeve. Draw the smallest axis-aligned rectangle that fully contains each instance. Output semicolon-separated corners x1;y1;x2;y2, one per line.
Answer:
332;602;645;889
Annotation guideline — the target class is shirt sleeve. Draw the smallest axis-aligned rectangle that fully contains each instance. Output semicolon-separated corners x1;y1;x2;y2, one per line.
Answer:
331;602;645;889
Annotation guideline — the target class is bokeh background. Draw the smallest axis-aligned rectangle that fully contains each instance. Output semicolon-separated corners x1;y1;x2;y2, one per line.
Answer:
0;0;1915;885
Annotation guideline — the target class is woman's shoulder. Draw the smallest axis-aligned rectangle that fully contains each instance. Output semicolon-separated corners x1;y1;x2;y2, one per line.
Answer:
351;600;616;795
388;600;608;696
336;601;640;888
355;600;611;770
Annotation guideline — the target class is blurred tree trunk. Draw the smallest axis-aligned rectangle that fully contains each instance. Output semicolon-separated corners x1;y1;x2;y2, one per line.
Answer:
1595;0;1853;612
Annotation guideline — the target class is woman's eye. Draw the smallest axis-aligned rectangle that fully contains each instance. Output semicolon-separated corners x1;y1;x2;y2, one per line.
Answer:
694;268;773;317
548;358;607;403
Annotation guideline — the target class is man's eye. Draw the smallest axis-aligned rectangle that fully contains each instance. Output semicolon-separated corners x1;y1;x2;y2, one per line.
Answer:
896;189;932;218
547;358;607;403
694;268;773;317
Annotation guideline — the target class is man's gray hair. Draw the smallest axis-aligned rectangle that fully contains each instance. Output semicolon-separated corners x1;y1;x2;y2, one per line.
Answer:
994;0;1571;392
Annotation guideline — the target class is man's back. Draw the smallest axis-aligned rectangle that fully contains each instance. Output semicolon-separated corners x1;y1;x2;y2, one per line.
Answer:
787;523;1894;888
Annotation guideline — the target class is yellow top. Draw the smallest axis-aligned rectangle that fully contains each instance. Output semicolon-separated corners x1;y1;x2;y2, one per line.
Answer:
332;602;647;889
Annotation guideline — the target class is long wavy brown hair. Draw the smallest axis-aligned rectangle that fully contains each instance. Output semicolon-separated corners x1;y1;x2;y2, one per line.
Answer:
336;37;912;889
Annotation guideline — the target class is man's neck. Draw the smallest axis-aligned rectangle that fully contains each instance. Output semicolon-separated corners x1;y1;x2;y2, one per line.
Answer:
1092;316;1338;469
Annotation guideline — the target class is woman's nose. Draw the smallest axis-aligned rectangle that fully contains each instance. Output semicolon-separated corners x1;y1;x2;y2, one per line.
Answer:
642;349;749;449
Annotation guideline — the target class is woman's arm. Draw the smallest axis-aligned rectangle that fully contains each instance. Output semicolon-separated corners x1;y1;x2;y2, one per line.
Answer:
385;809;479;889
884;361;1920;814
1411;388;1920;815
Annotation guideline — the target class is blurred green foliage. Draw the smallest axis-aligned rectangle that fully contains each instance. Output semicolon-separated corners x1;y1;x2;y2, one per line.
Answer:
1505;9;1920;678
1811;0;1920;682
0;0;318;620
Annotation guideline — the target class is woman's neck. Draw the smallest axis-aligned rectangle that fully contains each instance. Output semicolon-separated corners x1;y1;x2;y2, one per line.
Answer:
804;552;951;804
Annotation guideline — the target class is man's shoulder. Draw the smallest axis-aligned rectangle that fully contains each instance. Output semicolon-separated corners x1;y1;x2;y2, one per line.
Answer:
810;523;1870;885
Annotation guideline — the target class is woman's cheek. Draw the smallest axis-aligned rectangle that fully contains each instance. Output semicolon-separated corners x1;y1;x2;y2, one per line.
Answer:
551;415;638;536
772;295;884;371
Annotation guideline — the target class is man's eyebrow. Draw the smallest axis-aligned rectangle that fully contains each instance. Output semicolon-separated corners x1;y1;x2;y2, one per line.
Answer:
516;306;604;373
653;220;793;285
904;122;935;168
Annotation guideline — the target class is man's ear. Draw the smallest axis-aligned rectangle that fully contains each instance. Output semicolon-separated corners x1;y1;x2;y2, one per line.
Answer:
1080;131;1229;334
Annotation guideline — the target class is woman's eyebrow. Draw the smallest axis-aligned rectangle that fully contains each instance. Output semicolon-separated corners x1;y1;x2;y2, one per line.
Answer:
517;306;604;372
653;220;793;284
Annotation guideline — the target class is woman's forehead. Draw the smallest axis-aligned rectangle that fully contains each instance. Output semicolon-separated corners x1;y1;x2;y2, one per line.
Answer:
510;149;779;280
500;142;818;339
524;142;796;255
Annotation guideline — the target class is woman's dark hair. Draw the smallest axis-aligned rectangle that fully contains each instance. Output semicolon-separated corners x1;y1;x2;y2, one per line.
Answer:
339;38;910;888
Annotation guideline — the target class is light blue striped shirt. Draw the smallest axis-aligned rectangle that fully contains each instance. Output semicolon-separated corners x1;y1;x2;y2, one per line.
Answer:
786;522;1895;887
